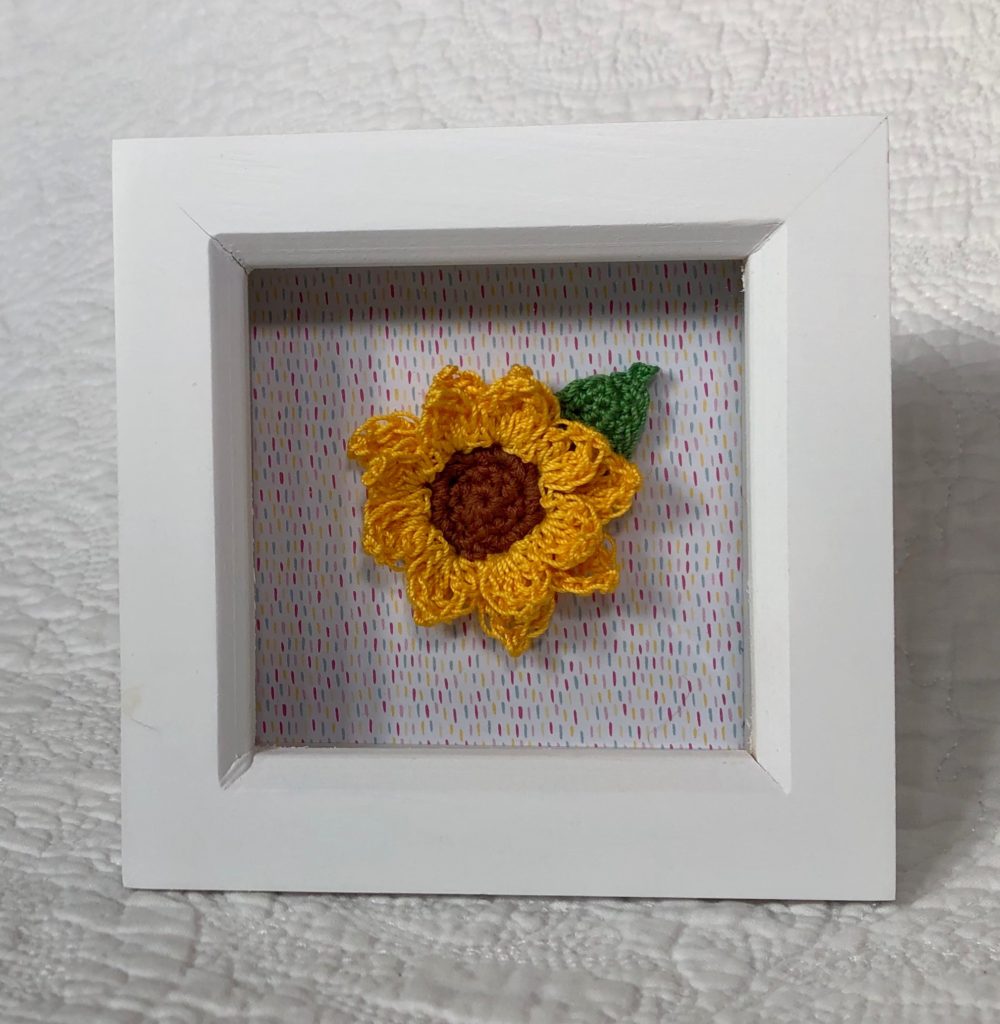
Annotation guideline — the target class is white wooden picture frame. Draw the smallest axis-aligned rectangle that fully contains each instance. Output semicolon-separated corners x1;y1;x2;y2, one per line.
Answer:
114;117;894;898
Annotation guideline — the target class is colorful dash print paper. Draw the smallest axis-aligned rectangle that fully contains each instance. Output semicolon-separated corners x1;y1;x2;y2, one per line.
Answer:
250;261;746;749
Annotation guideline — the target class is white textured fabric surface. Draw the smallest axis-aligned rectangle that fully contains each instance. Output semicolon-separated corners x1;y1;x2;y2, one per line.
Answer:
2;2;998;1020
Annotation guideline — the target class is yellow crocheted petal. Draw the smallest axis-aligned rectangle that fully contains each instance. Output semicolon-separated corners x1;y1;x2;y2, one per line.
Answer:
478;546;553;618
519;494;603;569
478;595;556;658
405;534;480;626
361;486;433;568
361;451;436;496
575;451;643;522
552;533;620;595
481;365;560;460
348;413;435;491
536;419;610;493
420;365;492;462
347;412;422;471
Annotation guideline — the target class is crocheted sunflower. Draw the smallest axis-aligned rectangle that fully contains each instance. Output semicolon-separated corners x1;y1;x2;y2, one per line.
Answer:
348;363;657;656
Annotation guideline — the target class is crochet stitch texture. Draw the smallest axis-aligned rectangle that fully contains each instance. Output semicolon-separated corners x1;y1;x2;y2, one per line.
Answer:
428;444;545;560
557;362;660;457
347;365;645;656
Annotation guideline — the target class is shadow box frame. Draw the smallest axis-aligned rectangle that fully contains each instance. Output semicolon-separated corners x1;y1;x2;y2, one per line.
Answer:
114;116;894;899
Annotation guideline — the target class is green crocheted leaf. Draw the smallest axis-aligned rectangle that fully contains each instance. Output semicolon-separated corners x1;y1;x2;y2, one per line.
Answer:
556;362;659;458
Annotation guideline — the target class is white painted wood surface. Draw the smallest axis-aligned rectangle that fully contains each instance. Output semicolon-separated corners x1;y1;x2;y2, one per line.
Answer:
114;117;893;898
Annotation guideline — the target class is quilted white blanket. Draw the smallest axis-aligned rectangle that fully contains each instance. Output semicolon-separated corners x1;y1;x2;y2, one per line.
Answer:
2;1;998;1020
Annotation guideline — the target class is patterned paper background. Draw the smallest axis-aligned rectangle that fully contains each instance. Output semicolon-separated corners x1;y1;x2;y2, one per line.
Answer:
250;260;745;749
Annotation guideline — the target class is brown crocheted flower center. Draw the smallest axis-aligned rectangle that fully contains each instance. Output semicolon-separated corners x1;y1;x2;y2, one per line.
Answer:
429;444;545;560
